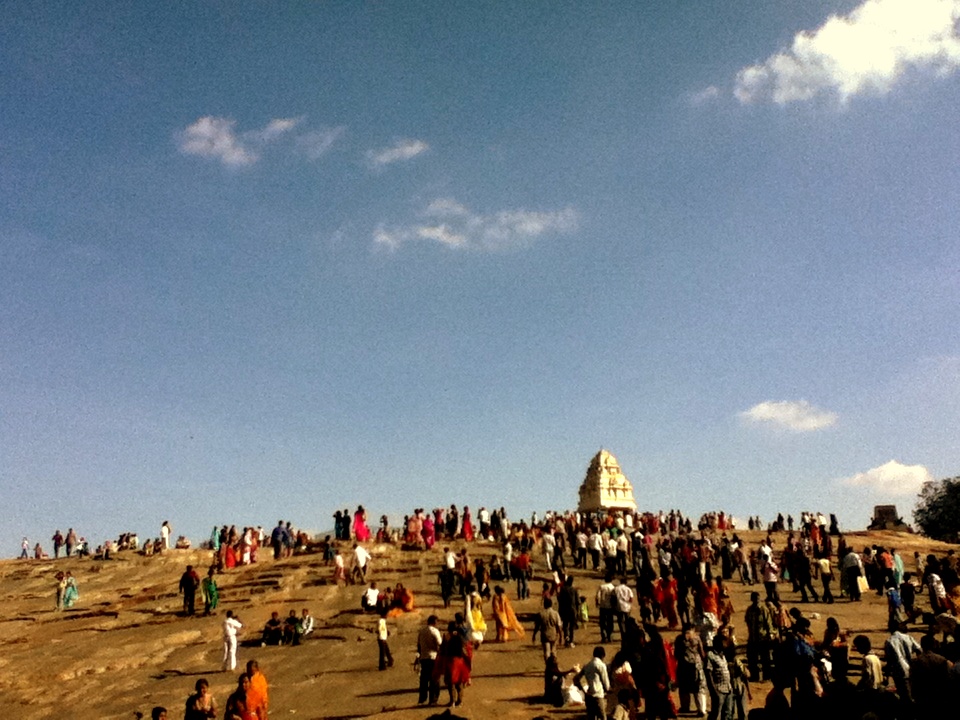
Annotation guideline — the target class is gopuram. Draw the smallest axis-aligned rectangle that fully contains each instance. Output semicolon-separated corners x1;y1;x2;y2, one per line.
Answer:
577;448;638;514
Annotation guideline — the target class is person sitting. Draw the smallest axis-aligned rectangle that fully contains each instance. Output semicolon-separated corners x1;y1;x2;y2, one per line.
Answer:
300;608;315;638
394;583;415;612
283;610;302;645
361;582;380;612
261;611;284;646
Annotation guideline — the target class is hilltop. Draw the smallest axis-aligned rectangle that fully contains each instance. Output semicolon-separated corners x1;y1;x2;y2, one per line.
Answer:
0;528;954;719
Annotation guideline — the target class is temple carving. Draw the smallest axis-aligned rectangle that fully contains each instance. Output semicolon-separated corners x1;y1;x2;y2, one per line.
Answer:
577;449;637;513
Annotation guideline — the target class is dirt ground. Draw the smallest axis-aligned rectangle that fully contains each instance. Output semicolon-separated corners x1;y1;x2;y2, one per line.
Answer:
0;528;953;720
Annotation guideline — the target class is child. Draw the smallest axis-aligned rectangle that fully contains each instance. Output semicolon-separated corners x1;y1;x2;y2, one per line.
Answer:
377;610;394;670
610;688;633;720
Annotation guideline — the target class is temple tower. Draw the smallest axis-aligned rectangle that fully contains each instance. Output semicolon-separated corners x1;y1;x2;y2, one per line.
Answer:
577;449;637;513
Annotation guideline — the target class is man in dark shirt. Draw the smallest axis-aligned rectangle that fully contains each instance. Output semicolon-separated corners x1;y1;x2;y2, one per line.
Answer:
178;565;201;615
909;634;951;717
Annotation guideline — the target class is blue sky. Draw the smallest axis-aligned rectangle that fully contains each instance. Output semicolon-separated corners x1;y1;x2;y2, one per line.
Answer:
3;1;959;552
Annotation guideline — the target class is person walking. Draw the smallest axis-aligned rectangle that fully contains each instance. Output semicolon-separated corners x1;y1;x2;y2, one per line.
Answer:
416;615;442;705
222;610;243;672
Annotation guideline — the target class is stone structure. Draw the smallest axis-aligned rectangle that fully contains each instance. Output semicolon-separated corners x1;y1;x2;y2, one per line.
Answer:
577;449;637;514
868;504;910;531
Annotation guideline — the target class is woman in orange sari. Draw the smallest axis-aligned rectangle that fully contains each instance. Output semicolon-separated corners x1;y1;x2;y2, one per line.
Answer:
491;585;525;642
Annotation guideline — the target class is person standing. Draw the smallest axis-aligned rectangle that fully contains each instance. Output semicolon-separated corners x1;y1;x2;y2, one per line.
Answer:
884;623;920;704
842;547;864;601
222;674;251;720
222;611;243;672
675;623;707;717
532;597;564;661
52;530;64;559
377;610;394;670
62;571;79;608
492;585;525;642
19;537;29;559
416;615;442;705
352;543;371;584
65;528;77;558
706;635;735;720
613;578;634;638
596;575;616;643
201;567;219;615
245;660;268;720
557;575;579;647
744;591;774;682
184;678;217;719
270;521;285;560
179;565;201;616
160;521;171;551
574;646;611;720
55;571;67;611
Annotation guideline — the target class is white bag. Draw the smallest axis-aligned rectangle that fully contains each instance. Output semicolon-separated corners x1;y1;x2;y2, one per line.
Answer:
563;684;585;706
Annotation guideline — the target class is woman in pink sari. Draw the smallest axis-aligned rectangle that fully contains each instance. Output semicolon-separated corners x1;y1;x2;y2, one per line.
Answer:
353;506;371;542
422;516;436;549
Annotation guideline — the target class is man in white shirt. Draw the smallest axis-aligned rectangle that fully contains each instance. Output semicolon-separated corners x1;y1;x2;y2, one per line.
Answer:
596;576;616;643
587;531;603;570
300;608;314;637
542;532;556;571
361;582;380;612
416;615;443;705
574;646;610;720
222;610;243;671
613;578;634;638
352;544;371;583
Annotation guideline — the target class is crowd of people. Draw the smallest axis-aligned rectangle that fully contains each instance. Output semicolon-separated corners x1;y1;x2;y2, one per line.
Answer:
26;502;960;719
374;504;960;719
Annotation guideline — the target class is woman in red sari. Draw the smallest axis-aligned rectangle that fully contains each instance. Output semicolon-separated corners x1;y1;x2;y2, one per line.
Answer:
655;571;680;630
434;621;473;707
639;624;678;720
461;506;474;541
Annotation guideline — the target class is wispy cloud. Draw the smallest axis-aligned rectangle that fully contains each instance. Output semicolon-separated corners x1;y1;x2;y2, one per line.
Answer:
740;399;838;431
177;116;259;167
177;115;342;166
367;139;430;167
250;116;303;142
690;86;720;105
374;198;579;252
839;459;933;495
297;127;346;160
734;0;960;104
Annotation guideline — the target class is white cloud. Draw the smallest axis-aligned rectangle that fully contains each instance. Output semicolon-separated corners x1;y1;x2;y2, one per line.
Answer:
252;116;303;142
374;198;578;252
296;127;345;160
177;116;258;167
840;459;933;495
424;198;472;218
415;225;468;248
178;115;340;166
367;139;430;167
734;0;960;104
740;399;838;431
